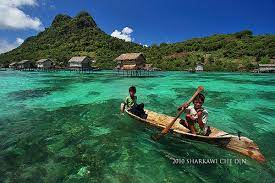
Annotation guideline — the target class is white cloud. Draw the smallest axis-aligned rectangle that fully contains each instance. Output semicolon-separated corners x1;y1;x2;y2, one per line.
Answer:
41;0;55;9
16;37;24;44
49;4;55;9
0;37;24;54
111;27;133;42
0;0;37;7
139;43;148;47
122;27;133;34
0;0;43;31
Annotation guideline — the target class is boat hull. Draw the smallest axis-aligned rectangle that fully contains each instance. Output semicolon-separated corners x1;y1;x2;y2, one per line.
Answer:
122;104;266;163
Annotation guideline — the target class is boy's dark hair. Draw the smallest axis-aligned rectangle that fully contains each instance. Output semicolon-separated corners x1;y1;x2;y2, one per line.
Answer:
129;86;136;93
193;93;205;103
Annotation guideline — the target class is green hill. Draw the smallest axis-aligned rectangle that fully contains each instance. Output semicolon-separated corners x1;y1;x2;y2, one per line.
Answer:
148;30;275;71
0;11;143;69
0;11;274;71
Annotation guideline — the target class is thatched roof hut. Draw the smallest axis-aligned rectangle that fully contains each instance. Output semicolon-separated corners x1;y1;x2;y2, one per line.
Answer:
68;56;91;68
115;53;145;61
114;53;145;70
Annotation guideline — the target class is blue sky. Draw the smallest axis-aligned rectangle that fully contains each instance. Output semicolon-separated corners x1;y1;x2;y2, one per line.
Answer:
0;0;275;53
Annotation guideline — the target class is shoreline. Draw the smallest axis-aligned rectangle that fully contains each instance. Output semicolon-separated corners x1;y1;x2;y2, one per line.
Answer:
1;68;274;74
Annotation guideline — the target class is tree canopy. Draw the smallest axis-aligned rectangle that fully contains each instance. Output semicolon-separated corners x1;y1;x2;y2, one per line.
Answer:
0;11;274;71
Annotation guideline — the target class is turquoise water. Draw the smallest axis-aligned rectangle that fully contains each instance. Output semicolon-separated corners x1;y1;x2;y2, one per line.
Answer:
0;70;274;182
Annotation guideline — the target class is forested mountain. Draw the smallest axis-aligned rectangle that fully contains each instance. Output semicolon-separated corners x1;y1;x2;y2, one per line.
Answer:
0;11;274;71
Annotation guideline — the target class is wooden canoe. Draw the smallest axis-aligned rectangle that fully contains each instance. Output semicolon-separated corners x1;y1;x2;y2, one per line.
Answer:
122;104;266;163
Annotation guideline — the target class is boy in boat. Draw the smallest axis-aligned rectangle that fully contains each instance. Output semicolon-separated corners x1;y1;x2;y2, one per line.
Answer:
121;86;147;119
178;93;210;135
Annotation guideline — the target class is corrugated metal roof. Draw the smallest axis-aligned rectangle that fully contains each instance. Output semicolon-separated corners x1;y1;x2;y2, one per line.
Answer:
259;64;275;67
9;62;17;66
68;56;88;63
37;59;51;63
18;60;30;64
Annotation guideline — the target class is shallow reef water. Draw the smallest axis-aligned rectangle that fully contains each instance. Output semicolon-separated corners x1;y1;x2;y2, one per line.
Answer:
0;70;274;182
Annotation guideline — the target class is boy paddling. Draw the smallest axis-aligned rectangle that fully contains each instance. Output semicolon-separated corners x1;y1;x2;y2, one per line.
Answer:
178;93;210;135
121;86;147;119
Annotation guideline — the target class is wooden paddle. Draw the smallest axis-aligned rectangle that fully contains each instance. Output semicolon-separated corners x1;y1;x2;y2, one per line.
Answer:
151;86;204;141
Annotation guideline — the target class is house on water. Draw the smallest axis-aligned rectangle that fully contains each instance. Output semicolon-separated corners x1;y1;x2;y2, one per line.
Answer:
36;59;53;69
258;64;275;73
68;56;91;70
115;53;154;77
17;60;32;70
115;53;146;70
195;63;204;72
9;62;18;69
